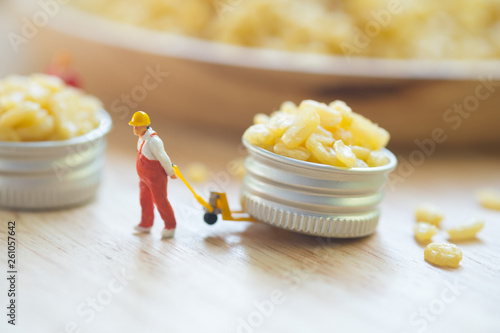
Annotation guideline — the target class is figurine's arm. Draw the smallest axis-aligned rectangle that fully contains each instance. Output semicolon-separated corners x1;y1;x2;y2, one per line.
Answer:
149;137;175;177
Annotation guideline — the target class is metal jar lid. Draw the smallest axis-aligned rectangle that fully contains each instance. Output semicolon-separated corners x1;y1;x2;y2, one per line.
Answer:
0;110;112;210
241;139;397;238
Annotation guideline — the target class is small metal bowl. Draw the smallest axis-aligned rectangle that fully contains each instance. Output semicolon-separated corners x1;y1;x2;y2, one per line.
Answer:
241;139;397;238
0;110;112;210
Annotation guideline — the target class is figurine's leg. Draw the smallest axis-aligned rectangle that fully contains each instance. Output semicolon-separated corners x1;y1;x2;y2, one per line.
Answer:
138;180;155;228
151;177;177;230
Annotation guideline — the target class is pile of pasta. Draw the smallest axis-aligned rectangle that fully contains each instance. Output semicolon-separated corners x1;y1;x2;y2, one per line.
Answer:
71;0;500;59
244;99;390;169
0;74;101;142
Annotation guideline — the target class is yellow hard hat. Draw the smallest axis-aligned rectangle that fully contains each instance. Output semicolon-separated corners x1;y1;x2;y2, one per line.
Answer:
129;111;151;126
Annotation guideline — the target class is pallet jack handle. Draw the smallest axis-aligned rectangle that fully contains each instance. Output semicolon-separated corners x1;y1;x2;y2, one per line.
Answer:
172;165;214;213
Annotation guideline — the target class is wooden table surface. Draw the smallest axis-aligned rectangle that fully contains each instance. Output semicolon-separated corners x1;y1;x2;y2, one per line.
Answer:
0;120;499;333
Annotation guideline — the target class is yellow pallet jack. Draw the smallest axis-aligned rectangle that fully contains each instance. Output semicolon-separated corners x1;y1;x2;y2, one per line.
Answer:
173;165;255;224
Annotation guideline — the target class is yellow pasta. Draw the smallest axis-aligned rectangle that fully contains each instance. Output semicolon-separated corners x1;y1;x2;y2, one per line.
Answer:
305;136;341;166
16;116;55;142
415;203;444;227
476;188;500;211
244;99;390;169
349;113;390;150
414;222;438;243
253;113;270;125
351;145;371;160
0;127;20;141
281;106;320;149
274;141;311;161
424;242;463;268
299;100;341;130
243;124;276;147
367;150;390;167
0;102;47;128
446;218;484;241
309;126;334;146
186;162;210;183
333;140;356;168
0;74;101;142
71;0;500;59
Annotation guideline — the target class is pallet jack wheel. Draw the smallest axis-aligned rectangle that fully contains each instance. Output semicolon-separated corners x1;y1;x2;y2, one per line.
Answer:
204;213;218;225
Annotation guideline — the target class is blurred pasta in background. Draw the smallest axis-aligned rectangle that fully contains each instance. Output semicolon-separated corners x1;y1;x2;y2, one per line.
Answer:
0;74;101;142
71;0;500;59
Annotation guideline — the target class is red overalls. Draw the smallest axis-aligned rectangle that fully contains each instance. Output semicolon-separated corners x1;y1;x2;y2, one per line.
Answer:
136;133;176;230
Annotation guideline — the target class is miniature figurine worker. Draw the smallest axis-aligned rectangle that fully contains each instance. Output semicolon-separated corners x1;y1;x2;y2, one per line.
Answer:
129;111;177;239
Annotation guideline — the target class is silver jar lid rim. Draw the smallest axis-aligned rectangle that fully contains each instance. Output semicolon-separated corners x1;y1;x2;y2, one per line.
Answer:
0;109;112;210
241;138;397;237
242;138;398;174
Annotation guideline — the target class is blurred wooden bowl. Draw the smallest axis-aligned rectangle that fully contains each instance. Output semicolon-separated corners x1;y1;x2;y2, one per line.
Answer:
14;3;500;149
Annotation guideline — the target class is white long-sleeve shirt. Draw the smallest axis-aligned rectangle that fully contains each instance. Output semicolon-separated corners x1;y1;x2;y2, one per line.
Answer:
137;128;175;176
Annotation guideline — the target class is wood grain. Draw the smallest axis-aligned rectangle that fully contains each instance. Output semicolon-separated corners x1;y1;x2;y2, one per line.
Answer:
0;5;499;331
0;121;499;333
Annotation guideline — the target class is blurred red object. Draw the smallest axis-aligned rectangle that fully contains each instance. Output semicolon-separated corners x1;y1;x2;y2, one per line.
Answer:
44;51;81;88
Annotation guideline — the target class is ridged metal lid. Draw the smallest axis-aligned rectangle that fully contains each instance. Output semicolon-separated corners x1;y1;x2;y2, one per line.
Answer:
241;139;397;238
0;110;112;210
